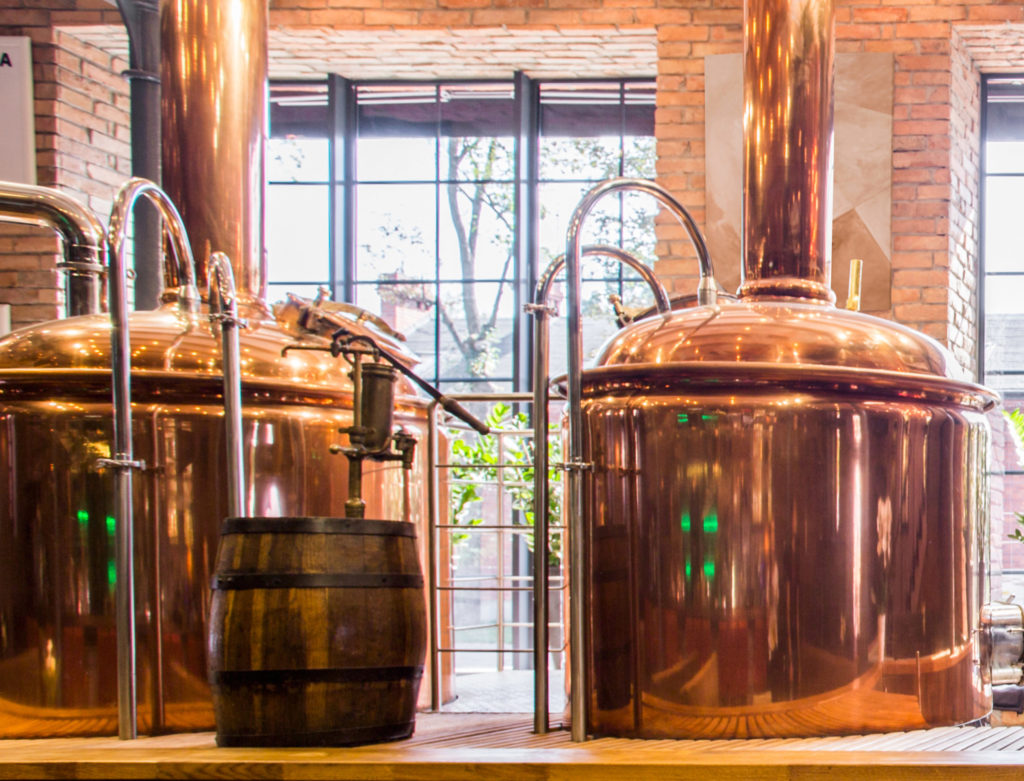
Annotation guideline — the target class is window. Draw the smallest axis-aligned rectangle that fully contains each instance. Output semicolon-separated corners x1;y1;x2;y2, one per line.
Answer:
982;74;1024;599
267;76;655;699
267;75;657;393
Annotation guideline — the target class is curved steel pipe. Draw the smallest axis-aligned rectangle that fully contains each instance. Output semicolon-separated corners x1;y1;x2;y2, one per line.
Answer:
102;194;149;741
530;244;669;735
209;253;246;518
106;176;200;739
108;177;200;313
562;180;716;741
0;179;106;316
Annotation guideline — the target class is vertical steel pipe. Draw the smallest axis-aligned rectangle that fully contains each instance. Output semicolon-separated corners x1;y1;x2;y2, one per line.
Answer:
209;252;246;518
563;192;704;741
160;0;268;313
107;177;200;738
739;0;836;302
427;401;441;712
530;245;669;734
103;201;147;741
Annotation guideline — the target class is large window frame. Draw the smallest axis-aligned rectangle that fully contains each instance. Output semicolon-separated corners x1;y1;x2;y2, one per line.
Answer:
266;73;657;394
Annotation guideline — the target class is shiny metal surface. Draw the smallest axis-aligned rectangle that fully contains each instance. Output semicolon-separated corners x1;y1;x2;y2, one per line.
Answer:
568;0;999;740
595;299;976;382
982;604;1024;686
530;245;669;734
108;178;201;313
0;180;106;316
160;0;268;314
740;0;835;303
580;377;991;736
208;253;245;519
0;354;428;736
104;180;143;740
563;190;716;741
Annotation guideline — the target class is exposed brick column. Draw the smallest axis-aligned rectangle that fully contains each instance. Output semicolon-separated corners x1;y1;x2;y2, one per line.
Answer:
653;2;741;296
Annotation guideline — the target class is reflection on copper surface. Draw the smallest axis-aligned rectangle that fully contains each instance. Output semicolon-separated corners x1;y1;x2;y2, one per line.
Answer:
580;380;990;737
0;361;428;736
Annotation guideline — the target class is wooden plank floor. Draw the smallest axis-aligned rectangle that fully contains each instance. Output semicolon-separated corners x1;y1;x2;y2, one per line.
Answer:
6;713;1024;780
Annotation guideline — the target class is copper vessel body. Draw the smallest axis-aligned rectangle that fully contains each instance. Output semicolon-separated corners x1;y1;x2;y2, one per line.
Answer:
0;312;429;736
581;362;991;738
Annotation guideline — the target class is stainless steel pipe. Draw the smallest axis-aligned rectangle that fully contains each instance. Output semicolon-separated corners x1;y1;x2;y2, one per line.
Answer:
102;193;145;741
0;179;106;317
529;244;670;734
108;177;200;314
209;253;246;519
562;182;715;741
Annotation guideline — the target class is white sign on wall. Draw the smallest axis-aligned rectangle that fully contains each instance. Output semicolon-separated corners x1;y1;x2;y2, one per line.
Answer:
0;37;36;185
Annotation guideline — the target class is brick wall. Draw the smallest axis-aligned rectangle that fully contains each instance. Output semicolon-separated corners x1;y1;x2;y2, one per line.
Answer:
0;2;127;330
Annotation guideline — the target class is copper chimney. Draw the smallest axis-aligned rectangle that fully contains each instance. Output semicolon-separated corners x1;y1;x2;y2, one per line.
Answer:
740;0;835;302
160;0;269;313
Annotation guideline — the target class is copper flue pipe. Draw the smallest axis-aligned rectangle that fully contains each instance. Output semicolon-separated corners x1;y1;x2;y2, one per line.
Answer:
160;0;268;316
740;0;836;302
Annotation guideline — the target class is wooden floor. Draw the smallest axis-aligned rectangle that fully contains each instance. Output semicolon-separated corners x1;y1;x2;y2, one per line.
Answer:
6;713;1024;779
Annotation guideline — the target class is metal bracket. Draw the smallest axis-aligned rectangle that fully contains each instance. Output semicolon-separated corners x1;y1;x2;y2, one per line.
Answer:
524;302;559;317
210;312;249;329
562;460;594;473
96;456;147;471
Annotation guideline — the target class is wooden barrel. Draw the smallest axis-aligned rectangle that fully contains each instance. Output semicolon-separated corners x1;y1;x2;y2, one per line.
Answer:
208;517;427;747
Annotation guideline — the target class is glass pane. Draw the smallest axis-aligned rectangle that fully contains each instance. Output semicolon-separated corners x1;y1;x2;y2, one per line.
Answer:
439;82;515;181
266;184;329;282
355;183;436;282
987;141;1024;174
357;136;437;182
439;182;515;281
265;283;324;306
539;135;622;181
269;82;328;138
436;281;514;383
985;176;1024;273
624;135;656;178
267;138;329;182
440;136;515;183
357;84;438;182
538;181;590;270
984;313;1024;391
986;275;1024;315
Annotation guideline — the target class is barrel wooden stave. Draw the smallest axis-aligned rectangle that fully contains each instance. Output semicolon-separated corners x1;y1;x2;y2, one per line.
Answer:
208;517;426;747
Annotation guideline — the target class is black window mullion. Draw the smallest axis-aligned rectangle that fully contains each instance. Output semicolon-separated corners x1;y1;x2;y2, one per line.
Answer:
327;74;355;303
514;71;539;395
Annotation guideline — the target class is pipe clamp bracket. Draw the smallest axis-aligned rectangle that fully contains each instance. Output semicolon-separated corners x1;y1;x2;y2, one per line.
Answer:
97;456;147;471
563;460;593;473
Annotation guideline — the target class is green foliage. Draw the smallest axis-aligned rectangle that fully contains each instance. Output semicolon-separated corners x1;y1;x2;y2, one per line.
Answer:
1007;409;1024;544
448;402;563;566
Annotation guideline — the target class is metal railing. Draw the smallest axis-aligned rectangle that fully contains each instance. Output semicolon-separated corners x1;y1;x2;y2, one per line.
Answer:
426;391;567;719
